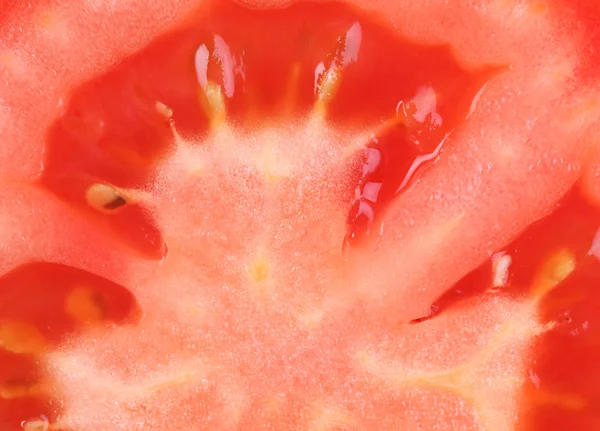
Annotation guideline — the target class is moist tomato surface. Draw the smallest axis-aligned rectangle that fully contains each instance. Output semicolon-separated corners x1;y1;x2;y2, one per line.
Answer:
0;0;600;430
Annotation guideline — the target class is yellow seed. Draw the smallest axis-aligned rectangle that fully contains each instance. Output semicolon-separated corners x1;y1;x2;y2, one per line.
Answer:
199;81;227;128
155;100;173;119
313;22;362;116
21;416;50;431
64;286;106;324
85;183;129;213
194;37;232;129
0;380;42;399
531;249;576;299
0;321;46;354
314;66;341;115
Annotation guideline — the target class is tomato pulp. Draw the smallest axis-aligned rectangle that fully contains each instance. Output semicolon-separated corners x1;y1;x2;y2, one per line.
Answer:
1;0;600;430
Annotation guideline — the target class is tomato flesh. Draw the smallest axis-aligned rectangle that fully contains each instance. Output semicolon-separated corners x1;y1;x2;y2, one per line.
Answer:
0;0;600;430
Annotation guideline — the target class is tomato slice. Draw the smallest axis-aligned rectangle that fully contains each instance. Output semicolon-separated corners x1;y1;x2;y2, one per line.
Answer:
0;0;599;430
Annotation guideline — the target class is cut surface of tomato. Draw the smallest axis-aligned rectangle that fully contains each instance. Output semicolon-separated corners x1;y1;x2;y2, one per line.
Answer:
0;0;599;430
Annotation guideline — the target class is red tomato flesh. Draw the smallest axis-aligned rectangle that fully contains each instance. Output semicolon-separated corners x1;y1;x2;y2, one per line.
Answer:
0;0;599;430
